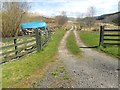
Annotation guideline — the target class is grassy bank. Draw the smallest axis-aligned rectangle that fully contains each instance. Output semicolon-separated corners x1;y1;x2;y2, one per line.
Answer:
79;31;119;58
66;30;82;57
2;29;66;88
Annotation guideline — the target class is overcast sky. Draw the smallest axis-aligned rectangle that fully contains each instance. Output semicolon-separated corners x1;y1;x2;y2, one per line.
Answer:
3;0;120;17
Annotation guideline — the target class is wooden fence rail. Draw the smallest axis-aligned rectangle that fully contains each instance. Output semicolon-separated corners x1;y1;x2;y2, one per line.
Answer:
99;26;120;46
1;29;51;64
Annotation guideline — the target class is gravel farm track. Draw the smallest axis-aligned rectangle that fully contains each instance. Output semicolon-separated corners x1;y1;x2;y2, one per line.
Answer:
32;26;119;88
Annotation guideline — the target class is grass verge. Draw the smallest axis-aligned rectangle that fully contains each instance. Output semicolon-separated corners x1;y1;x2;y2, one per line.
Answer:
66;30;82;57
79;31;119;58
2;29;66;88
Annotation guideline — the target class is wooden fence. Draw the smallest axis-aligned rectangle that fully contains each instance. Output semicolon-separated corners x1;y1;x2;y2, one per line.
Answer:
99;26;120;46
1;29;51;64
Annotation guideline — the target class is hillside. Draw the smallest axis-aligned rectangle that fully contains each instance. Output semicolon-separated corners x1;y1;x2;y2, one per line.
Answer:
96;11;120;26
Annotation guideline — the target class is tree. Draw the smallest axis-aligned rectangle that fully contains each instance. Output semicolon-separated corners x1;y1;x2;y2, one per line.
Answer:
2;2;30;37
55;11;68;26
86;6;96;27
87;6;96;17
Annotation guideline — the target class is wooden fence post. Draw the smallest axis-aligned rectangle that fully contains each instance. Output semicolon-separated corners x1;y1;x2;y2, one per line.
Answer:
45;29;48;42
14;38;18;56
48;29;51;39
99;26;104;46
35;29;41;52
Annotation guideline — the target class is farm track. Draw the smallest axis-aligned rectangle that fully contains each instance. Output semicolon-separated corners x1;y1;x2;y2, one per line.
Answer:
33;26;118;88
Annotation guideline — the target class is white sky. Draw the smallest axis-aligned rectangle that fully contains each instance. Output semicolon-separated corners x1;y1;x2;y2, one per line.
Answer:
2;0;120;17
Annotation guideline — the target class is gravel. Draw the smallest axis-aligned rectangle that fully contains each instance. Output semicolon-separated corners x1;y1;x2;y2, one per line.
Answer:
32;26;118;88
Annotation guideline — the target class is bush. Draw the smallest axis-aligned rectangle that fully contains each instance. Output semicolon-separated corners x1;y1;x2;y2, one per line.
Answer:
2;2;29;37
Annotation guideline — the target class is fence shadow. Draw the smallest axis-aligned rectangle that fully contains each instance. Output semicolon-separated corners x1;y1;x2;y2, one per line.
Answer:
79;45;99;48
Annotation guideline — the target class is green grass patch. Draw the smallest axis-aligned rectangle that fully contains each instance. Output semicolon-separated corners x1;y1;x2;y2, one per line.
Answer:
2;29;66;88
79;31;99;46
79;31;119;58
66;31;82;57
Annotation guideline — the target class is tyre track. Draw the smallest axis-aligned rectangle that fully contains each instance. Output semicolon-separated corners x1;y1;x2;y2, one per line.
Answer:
58;26;118;88
33;25;118;88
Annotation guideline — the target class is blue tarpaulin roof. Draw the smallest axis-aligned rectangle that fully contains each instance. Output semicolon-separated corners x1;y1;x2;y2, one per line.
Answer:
21;22;47;30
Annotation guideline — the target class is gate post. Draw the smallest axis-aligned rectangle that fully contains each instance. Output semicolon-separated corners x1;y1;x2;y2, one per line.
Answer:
35;29;41;52
99;26;104;46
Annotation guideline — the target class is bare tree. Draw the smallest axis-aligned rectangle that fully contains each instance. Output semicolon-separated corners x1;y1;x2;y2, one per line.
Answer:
86;6;96;27
2;2;30;37
55;11;68;26
87;6;96;17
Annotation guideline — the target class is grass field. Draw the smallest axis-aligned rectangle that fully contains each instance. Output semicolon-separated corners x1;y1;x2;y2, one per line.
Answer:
66;30;82;57
79;31;119;58
2;29;66;88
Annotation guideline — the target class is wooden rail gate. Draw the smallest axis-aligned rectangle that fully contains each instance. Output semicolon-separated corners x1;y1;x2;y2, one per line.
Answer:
99;26;120;46
0;29;51;64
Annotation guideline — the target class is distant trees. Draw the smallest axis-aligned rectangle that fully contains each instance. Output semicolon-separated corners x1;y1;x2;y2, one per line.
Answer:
2;2;30;37
111;15;120;26
103;13;120;26
76;6;96;30
76;13;85;30
55;11;68;26
98;11;120;26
